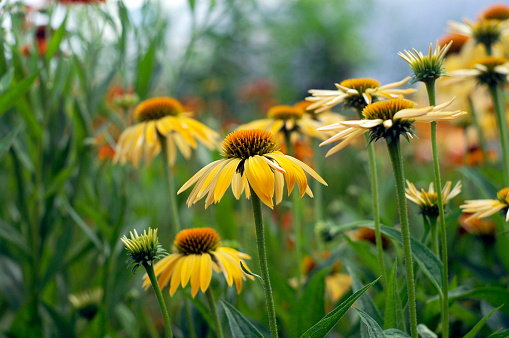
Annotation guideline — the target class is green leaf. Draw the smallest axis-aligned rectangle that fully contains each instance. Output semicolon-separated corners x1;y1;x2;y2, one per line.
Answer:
488;329;509;337
347;266;382;325
384;260;399;330
0;71;40;117
188;0;196;11
182;292;215;330
0;218;29;253
45;166;75;198
221;300;263;338
62;198;102;250
0;125;20;161
293;268;328;337
417;324;437;338
45;17;67;63
135;41;157;99
354;307;387;338
344;235;380;276
0;68;14;93
463;305;503;338
383;329;410;337
42;302;74;337
371;225;443;296
300;277;380;338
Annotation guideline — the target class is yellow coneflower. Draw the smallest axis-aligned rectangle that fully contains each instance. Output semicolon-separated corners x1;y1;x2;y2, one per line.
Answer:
237;104;326;142
405;180;462;218
447;18;509;53
460;187;509;222
142;227;254;298
68;288;103;320
114;97;219;167
178;129;327;209
318;99;466;157
121;228;167;274
306;77;416;113
448;56;509;86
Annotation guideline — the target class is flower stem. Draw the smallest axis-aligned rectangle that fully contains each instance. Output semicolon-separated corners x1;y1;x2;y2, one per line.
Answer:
425;80;449;338
185;300;197;338
158;133;182;234
285;133;303;295
488;84;509;186
251;193;278;337
143;261;173;338
205;288;224;338
468;96;488;157
313;139;325;252
386;138;418;338
429;217;439;257
356;107;385;287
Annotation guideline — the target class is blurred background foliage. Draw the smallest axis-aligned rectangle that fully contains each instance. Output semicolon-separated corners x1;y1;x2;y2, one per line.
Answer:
0;0;508;337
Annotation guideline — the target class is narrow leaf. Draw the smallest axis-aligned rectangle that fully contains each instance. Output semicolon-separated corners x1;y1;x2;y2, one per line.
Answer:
45;17;67;62
0;125;20;161
354;307;387;338
384;329;410;337
62;198;102;250
0;218;29;253
463;305;503;338
417;324;437;338
221;300;263;338
300;277;380;338
293;268;328;337
0;72;40;117
384;260;398;330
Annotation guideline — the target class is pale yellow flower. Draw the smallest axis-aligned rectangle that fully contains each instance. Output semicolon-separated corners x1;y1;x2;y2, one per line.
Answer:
318;99;466;157
460;187;509;222
306;77;416;113
405;180;462;217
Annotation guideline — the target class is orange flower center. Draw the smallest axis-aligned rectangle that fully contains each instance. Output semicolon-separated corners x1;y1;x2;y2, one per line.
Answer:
439;34;469;55
267;105;304;120
481;4;509;21
475;56;508;69
497;187;509;204
340;78;380;93
134;97;183;122
362;99;415;121
222;129;278;159
174;228;221;255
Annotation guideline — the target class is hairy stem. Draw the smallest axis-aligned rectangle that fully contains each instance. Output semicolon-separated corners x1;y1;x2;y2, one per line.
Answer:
251;193;278;337
143;261;173;338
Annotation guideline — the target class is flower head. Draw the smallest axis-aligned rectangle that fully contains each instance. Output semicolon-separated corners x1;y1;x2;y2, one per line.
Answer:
448;56;509;87
459;213;496;237
306;77;416;112
318;98;466;156
480;4;509;21
398;41;452;83
448;18;509;49
405;180;462;218
122;228;168;274
237;104;326;142
438;34;470;56
178;129;327;209
114;97;219;167
69;288;103;320
460;187;509;222
142;227;253;297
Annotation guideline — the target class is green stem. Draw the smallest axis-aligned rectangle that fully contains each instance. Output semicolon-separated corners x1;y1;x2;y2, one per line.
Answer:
313;139;325;252
425;80;449;338
185;300;197;338
488;84;509;186
143;261;173;338
205;288;224;338
485;43;493;56
285;133;303;295
468;96;487;157
158;133;182;234
386;139;418;338
429;217;439;257
356;107;385;286
251;193;278;337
